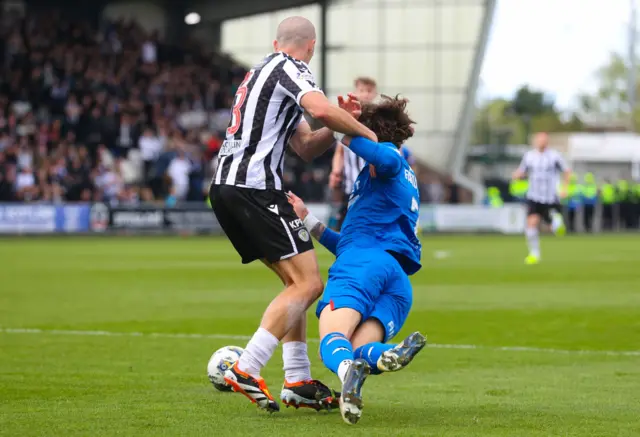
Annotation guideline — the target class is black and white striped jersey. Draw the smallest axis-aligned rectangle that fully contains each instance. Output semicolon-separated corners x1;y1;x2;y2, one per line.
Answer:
342;144;366;195
213;52;322;190
517;148;568;204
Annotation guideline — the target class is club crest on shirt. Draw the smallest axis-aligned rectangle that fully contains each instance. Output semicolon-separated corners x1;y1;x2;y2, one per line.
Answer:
298;229;310;242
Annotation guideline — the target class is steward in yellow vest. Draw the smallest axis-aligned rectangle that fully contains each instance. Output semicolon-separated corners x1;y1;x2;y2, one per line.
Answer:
486;187;504;208
600;180;616;230
582;173;597;232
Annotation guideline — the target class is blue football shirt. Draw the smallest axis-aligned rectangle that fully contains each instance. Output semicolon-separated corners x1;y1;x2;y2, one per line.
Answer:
334;137;422;275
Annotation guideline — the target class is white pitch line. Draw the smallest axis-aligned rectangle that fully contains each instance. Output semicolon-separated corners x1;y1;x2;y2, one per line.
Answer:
1;328;639;357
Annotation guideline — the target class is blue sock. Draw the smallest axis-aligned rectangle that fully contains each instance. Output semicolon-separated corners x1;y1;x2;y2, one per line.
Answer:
319;332;354;376
354;342;395;375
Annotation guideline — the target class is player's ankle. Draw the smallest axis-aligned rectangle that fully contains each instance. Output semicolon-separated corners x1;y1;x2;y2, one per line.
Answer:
283;372;311;384
239;328;279;378
283;341;312;383
337;360;352;384
236;357;261;378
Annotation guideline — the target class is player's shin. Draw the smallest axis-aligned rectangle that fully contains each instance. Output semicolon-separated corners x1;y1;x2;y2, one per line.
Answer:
281;311;312;382
236;327;279;377
242;266;322;378
320;332;355;383
525;227;540;259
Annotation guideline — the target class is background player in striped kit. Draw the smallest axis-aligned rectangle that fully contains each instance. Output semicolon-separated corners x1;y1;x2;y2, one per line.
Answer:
210;16;378;412
512;132;571;265
329;78;418;230
329;77;378;230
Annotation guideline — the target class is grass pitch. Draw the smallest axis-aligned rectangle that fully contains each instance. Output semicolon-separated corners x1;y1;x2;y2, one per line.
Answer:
1;235;639;436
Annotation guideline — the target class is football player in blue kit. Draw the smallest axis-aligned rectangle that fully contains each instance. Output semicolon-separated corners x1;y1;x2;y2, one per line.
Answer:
287;95;426;425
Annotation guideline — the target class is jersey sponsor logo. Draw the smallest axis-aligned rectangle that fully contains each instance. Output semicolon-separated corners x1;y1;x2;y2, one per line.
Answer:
289;218;303;230
218;140;243;157
296;71;314;81
297;71;317;87
297;229;310;242
267;204;279;215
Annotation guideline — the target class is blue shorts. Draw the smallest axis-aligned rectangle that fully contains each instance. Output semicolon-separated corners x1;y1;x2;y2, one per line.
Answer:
316;248;412;342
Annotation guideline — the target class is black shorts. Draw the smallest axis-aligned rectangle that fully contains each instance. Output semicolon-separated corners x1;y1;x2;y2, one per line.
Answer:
209;184;314;264
526;200;561;224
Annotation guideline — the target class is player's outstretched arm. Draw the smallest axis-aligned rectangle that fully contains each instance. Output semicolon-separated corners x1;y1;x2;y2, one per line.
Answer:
290;93;368;162
337;136;403;178
289;121;336;162
287;191;340;255
512;168;526;180
513;155;527;180
300;92;377;142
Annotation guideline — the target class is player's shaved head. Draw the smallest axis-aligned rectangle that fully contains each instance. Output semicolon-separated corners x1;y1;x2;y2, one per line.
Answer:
274;16;317;63
276;16;316;46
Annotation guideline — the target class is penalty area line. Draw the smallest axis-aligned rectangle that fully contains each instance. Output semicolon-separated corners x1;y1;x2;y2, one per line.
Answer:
1;327;639;357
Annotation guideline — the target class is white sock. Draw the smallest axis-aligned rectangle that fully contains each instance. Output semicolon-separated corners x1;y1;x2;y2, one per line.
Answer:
337;359;352;384
237;327;279;378
551;212;564;232
525;227;540;258
282;341;312;383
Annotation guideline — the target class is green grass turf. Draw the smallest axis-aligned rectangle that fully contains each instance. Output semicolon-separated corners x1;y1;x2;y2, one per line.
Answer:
0;235;639;436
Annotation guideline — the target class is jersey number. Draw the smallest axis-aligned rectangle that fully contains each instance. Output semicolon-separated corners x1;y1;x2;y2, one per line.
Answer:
411;197;419;212
227;71;255;136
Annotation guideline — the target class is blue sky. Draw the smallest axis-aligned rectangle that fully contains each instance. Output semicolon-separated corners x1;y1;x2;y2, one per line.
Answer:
480;0;632;109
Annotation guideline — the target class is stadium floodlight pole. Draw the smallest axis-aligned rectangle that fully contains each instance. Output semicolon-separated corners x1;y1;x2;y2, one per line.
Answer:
629;0;637;131
319;0;328;91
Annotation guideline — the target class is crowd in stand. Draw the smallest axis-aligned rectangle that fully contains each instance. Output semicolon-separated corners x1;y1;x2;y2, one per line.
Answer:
0;12;461;206
0;12;242;205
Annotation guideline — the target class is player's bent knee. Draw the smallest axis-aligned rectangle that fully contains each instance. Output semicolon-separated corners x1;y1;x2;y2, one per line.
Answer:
290;277;323;307
304;276;324;300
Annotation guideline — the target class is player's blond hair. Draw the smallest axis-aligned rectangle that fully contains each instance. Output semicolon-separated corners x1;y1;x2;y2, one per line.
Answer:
354;77;377;88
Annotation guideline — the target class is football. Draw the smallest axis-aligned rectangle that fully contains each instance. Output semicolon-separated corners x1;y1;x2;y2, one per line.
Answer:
207;346;244;392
